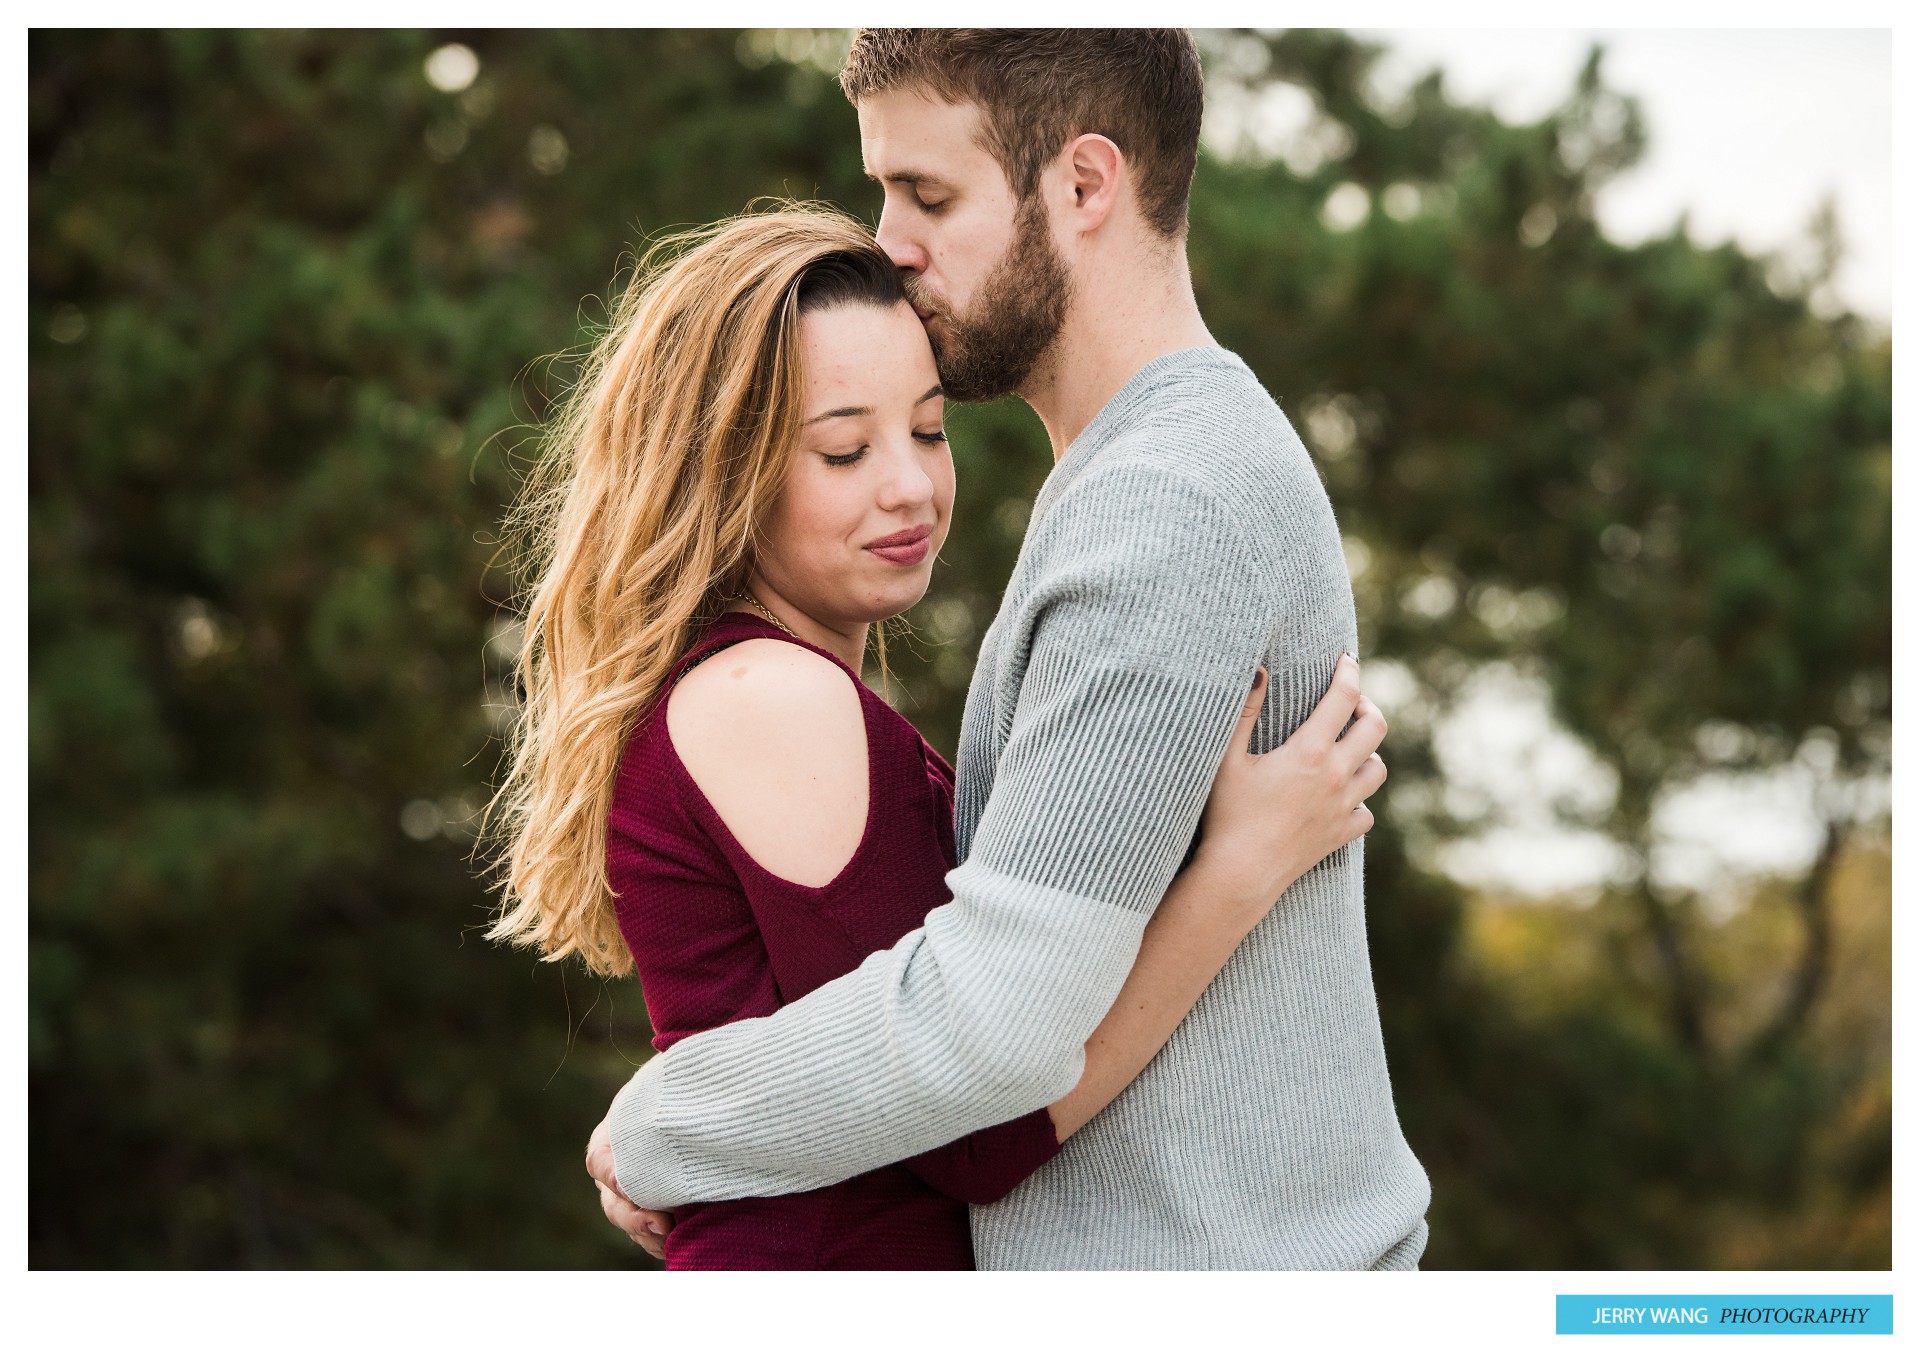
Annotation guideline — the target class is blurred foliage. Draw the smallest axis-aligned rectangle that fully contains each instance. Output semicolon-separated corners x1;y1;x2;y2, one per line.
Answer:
1461;842;1890;1267
1184;29;1891;1269
30;29;1889;1268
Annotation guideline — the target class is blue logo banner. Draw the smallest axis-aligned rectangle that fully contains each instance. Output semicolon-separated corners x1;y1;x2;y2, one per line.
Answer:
1556;1295;1891;1335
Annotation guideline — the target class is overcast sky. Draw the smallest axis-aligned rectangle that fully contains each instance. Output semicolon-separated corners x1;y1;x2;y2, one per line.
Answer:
1341;28;1893;894
1359;27;1892;321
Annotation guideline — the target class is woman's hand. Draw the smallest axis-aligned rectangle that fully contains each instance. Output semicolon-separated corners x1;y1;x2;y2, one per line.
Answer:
1196;654;1387;919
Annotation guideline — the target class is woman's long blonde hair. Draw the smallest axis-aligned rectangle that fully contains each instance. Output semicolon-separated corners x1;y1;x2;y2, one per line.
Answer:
484;203;906;977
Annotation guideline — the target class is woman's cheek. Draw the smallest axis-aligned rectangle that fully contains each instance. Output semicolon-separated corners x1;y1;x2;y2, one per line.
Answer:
938;459;958;531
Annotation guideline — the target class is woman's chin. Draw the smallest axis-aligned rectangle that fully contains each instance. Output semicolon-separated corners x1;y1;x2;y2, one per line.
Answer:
857;579;933;623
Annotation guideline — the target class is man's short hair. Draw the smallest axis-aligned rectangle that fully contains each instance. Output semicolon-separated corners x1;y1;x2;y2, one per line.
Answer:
839;29;1204;240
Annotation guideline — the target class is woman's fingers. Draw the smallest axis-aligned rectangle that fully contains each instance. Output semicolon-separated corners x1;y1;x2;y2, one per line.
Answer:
1293;654;1363;752
1340;697;1388;766
1348;803;1376;842
1224;667;1267;763
1350;752;1388;806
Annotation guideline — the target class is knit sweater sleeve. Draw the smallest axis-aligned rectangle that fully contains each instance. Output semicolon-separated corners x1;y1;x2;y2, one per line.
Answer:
608;463;1280;1210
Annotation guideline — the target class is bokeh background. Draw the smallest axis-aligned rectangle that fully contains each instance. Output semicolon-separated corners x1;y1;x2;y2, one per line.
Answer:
29;29;1891;1269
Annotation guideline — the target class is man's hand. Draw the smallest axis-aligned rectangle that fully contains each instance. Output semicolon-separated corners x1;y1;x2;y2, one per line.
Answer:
586;1114;673;1260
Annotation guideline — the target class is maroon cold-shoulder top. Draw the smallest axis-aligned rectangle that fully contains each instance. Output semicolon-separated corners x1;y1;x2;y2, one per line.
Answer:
605;612;1063;1269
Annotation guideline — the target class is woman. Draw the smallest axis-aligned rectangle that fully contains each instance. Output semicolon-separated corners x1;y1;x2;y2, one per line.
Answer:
487;205;1388;1268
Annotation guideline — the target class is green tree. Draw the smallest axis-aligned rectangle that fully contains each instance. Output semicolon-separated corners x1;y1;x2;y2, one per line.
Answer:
31;28;1889;1269
29;27;873;1268
1187;29;1890;1266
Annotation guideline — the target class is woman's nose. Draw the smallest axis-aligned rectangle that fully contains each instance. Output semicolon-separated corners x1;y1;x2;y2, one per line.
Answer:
875;443;935;511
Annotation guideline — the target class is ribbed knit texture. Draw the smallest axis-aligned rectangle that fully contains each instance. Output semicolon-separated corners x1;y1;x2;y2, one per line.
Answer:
610;347;1431;1269
607;614;1061;1268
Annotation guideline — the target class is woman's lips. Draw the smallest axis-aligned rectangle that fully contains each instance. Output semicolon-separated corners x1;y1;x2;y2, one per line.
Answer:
865;524;933;566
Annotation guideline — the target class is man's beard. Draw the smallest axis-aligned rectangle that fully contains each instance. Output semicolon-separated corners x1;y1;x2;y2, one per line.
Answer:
906;197;1072;403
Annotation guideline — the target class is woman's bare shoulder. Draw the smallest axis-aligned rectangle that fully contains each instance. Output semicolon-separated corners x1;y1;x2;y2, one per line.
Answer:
665;638;869;887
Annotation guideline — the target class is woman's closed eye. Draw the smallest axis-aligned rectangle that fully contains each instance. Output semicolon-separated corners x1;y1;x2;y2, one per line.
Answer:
822;446;867;467
913;428;948;446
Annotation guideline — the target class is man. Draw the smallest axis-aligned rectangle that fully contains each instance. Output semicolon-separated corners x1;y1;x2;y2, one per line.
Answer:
588;28;1431;1270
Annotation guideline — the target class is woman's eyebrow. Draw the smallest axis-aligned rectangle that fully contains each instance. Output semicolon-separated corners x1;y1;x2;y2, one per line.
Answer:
803;388;941;426
802;404;871;426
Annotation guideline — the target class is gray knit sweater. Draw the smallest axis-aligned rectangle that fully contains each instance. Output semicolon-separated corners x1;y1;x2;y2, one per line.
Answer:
609;346;1431;1270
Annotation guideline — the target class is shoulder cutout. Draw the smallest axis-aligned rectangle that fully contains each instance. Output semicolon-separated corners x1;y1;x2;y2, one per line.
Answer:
666;638;870;888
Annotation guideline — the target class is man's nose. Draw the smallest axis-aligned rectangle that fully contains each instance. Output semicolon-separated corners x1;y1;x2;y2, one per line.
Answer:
874;202;926;273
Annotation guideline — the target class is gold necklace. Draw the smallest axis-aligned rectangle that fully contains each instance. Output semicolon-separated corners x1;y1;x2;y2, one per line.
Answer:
736;592;796;638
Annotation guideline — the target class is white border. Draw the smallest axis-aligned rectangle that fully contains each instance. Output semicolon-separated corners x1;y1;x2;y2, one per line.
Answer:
12;11;1908;1347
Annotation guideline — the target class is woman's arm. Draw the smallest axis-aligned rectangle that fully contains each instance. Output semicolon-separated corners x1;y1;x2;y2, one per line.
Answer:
592;658;1387;1242
1046;657;1386;1142
903;661;1388;1186
897;1106;1062;1204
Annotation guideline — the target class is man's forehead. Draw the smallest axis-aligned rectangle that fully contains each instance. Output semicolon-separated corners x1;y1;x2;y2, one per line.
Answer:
856;87;994;182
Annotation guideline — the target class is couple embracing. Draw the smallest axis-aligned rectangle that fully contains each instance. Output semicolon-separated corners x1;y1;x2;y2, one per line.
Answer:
489;28;1431;1271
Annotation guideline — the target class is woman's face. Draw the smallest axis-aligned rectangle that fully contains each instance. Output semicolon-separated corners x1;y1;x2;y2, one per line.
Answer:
754;299;955;628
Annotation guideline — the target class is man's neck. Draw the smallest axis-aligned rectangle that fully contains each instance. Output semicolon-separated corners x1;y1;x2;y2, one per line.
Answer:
1020;248;1218;460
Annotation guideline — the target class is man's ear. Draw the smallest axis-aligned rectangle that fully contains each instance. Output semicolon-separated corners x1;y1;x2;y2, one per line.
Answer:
1060;132;1125;234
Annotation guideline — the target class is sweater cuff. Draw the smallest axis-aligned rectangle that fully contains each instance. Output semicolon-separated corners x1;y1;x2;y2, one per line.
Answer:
607;1055;693;1211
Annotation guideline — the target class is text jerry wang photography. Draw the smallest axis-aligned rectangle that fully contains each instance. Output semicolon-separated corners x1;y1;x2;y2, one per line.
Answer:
27;22;1892;1298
